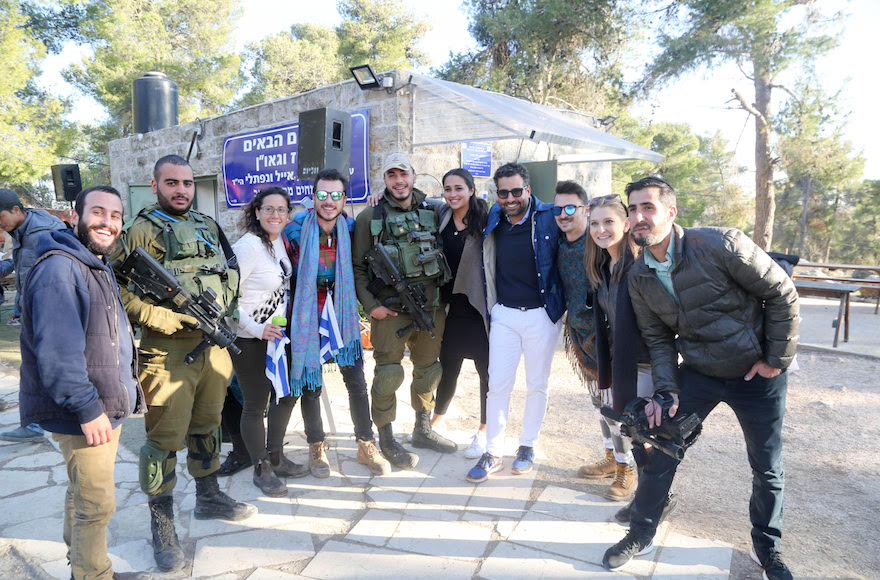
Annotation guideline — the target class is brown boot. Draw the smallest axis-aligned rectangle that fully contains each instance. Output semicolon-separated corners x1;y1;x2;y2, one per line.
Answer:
578;448;616;479
253;459;287;497
268;450;309;478
357;439;392;475
309;441;330;478
603;462;637;501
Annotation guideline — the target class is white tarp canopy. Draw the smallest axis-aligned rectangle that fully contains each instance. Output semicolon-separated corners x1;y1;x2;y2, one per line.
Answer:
410;73;663;164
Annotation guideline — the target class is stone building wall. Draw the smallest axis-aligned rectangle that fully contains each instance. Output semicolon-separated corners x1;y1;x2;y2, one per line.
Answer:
108;70;613;241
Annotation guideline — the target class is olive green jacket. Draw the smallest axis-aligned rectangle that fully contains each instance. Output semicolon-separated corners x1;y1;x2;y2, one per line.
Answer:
352;188;444;314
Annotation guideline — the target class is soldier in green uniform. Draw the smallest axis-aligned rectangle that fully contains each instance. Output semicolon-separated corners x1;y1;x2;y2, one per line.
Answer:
112;155;255;573
352;153;458;469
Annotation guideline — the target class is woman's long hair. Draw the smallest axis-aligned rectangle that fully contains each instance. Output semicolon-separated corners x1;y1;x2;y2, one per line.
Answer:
239;186;291;257
442;168;488;239
584;195;638;289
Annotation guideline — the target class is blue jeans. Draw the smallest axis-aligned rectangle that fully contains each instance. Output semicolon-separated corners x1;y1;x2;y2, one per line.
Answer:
630;365;787;555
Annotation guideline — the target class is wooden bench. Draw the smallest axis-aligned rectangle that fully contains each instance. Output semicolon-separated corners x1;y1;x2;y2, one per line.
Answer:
793;279;862;347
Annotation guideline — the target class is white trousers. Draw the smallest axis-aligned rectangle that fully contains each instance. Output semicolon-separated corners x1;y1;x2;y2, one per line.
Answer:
485;304;563;457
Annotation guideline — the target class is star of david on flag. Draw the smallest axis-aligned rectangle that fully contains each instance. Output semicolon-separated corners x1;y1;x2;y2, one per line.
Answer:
319;290;344;363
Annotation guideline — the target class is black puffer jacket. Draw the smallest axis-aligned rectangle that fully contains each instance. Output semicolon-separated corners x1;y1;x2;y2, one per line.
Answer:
628;224;799;392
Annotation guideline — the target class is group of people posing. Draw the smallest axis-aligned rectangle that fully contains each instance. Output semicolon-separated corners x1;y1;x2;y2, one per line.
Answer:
11;150;799;580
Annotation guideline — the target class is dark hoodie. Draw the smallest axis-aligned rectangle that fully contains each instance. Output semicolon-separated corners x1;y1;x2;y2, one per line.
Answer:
19;228;144;435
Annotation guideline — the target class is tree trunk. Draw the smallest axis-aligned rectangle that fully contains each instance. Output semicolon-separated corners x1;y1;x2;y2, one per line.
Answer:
752;72;775;250
797;174;812;256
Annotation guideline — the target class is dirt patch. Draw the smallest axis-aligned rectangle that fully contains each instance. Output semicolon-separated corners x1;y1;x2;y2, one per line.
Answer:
445;346;880;579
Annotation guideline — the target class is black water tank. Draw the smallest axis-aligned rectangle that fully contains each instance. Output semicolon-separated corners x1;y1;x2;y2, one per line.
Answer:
132;72;178;133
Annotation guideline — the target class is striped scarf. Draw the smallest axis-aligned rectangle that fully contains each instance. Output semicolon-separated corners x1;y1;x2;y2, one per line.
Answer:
288;210;361;394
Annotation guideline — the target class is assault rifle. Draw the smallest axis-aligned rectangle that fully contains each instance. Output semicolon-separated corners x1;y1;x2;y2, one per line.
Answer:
600;392;702;460
364;244;435;338
118;246;241;364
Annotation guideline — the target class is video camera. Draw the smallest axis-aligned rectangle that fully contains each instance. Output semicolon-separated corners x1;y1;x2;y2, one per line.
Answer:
600;392;702;460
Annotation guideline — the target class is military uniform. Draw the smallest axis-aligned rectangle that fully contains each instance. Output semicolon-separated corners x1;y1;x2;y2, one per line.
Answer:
113;203;239;495
352;188;449;428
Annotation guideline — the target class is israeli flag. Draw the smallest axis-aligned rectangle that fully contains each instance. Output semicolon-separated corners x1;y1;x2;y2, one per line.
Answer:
266;333;291;399
319;290;344;363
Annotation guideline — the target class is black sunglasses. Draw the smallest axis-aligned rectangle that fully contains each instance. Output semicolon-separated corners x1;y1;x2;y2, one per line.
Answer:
551;204;584;216
496;187;526;199
588;194;620;206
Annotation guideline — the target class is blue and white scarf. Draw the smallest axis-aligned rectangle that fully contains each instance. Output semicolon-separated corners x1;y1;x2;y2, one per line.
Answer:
288;210;361;394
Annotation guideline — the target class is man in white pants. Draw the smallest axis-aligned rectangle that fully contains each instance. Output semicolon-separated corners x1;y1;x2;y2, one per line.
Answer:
466;162;566;483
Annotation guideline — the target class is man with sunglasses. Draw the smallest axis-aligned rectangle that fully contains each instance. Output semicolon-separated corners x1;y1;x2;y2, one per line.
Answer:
283;168;390;477
353;152;456;470
602;177;798;580
466;162;565;483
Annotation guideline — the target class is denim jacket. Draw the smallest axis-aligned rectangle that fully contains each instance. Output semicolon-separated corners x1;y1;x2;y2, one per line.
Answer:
482;197;565;323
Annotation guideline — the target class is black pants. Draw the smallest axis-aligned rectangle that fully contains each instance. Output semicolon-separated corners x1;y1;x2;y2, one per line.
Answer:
434;315;490;424
300;360;375;443
630;366;787;555
231;338;298;462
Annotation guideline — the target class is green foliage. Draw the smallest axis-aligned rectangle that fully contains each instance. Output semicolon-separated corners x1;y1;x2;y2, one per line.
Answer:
437;0;633;112
639;0;841;249
63;0;243;131
612;114;750;229
238;0;430;106
19;0;90;54
0;0;76;187
772;78;866;260
337;0;430;71
239;24;342;107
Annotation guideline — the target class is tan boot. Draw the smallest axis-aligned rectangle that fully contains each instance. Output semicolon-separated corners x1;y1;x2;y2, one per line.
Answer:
309;441;330;478
603;462;637;501
578;448;616;479
357;439;392;475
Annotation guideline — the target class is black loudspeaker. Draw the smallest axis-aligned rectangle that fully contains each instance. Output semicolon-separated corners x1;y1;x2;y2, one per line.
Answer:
297;108;351;182
51;164;82;202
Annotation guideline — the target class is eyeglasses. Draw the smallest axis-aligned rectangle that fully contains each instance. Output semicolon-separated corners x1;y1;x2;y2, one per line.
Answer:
260;206;290;216
315;190;344;201
496;187;526;199
551;204;584;216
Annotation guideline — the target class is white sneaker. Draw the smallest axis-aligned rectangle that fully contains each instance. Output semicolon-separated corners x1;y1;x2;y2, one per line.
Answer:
464;431;487;459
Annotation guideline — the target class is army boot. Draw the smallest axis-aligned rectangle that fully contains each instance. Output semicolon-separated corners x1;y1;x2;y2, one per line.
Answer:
194;473;257;520
357;439;392;475
148;494;185;572
411;410;458;453
377;423;419;469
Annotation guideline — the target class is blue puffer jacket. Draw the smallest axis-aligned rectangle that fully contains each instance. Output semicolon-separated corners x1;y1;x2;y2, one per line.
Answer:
482;197;565;323
19;229;145;435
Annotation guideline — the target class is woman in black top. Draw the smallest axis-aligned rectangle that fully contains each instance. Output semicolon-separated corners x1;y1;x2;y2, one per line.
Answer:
432;168;490;459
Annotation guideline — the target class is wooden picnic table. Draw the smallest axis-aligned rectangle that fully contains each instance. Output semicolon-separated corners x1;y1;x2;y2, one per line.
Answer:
794;279;862;347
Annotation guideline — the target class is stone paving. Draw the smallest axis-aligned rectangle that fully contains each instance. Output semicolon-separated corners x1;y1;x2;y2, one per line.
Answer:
0;359;733;580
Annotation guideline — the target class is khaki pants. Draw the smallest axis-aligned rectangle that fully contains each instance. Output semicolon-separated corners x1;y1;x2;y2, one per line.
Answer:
54;425;122;580
369;308;446;428
138;334;234;492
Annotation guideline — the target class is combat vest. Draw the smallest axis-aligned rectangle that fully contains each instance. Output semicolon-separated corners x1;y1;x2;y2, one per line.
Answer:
133;205;239;317
370;196;450;304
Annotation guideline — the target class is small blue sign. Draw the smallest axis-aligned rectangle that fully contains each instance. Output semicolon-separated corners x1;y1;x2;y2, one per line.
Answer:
222;109;370;207
461;142;492;178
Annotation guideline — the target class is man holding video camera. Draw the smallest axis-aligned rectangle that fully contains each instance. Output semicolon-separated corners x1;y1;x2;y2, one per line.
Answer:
602;177;799;580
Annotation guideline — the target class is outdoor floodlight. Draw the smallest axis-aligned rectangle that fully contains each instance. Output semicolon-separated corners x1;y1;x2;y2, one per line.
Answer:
350;65;381;90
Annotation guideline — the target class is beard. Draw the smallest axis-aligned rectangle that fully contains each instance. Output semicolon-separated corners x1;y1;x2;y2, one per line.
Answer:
77;224;118;257
157;193;192;216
